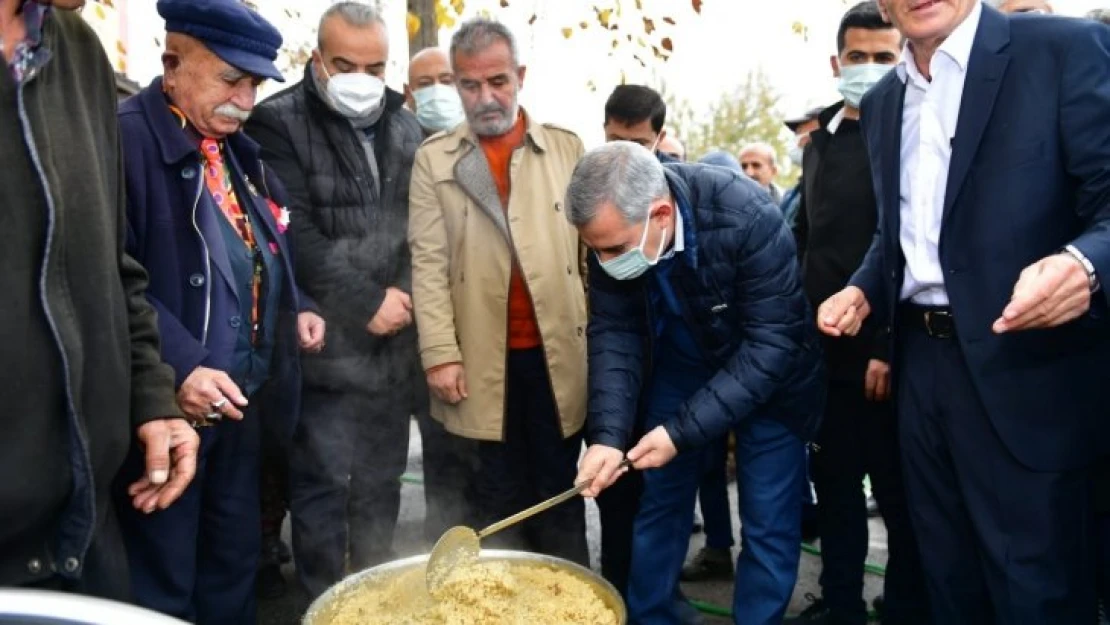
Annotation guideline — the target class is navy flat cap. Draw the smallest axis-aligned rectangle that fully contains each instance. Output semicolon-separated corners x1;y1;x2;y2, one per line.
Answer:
158;0;285;82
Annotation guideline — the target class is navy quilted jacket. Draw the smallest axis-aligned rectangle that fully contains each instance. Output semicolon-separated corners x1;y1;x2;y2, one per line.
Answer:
586;164;826;452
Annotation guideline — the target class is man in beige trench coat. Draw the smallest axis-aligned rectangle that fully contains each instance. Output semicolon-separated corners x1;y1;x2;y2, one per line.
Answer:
408;17;589;563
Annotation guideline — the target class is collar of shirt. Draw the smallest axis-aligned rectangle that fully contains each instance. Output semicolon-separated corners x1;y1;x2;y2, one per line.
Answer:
6;0;50;81
896;0;982;87
827;108;847;135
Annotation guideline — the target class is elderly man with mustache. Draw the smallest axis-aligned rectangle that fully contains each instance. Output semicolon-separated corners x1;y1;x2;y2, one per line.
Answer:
112;0;323;622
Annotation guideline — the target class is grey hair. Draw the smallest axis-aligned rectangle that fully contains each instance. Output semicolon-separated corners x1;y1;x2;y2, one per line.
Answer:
565;142;670;227
1088;8;1110;24
318;2;386;50
450;17;520;68
739;142;778;168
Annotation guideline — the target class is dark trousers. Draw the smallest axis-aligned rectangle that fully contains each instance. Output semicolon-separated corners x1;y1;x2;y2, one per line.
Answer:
259;413;288;565
115;408;262;625
415;410;479;542
474;348;588;565
896;323;1094;625
596;464;644;598
290;387;410;599
697;436;735;551
811;380;927;625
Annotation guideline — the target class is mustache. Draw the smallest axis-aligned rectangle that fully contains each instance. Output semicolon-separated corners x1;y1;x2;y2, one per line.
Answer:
470;101;509;117
214;103;251;122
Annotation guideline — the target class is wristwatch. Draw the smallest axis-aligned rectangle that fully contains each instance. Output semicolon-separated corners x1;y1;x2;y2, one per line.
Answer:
1063;244;1101;293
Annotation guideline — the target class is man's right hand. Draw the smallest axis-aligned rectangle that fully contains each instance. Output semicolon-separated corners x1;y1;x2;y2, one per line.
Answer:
817;286;871;337
177;366;248;422
426;363;468;405
576;445;629;498
367;287;413;336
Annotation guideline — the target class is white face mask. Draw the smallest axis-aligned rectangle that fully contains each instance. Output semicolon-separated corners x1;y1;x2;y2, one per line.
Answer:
788;144;805;167
413;84;465;133
323;65;385;119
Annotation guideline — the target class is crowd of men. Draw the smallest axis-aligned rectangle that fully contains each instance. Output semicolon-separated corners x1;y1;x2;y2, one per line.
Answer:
2;0;1110;624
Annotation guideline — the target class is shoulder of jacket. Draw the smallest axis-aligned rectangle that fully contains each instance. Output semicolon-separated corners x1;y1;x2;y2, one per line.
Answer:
539;122;582;142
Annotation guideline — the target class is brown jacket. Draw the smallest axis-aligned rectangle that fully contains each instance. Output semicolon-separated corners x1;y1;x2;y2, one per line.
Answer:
408;111;587;441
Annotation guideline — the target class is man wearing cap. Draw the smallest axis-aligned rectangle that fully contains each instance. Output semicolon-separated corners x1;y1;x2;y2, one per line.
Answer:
247;2;429;599
0;0;197;599
113;0;323;622
780;106;823;229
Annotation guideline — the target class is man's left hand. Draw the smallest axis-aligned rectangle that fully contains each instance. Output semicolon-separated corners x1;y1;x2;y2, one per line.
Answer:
993;253;1092;334
298;311;327;352
128;419;200;514
627;426;678;470
864;359;891;402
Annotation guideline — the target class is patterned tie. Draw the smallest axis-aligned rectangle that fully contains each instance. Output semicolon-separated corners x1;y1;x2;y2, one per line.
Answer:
200;138;263;344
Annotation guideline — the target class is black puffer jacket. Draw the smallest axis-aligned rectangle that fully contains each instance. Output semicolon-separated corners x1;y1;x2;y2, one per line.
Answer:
247;65;424;395
587;164;826;452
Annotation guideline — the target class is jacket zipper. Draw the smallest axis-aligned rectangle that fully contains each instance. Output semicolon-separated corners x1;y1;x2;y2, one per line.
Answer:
189;164;212;345
18;70;94;565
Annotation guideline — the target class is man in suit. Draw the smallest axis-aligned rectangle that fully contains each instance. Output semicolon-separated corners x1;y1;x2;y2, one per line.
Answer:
817;2;1110;623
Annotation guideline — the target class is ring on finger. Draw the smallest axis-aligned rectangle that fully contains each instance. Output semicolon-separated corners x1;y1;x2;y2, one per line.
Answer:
211;397;228;410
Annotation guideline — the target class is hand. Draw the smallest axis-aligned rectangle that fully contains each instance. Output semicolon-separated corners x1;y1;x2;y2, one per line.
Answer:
367;287;413;336
426;363;468;405
128;419;200;513
575;445;628;498
864;359;891;402
297;311;326;352
177;366;248;422
817;286;871;337
627;426;679;471
993;253;1092;333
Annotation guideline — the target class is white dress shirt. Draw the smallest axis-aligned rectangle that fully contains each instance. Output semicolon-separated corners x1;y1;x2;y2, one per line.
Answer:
896;1;982;306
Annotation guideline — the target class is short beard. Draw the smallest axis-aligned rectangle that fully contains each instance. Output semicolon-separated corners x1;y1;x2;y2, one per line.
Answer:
467;99;518;137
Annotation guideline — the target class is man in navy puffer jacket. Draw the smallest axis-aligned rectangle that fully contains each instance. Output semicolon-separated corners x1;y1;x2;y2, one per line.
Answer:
570;142;826;625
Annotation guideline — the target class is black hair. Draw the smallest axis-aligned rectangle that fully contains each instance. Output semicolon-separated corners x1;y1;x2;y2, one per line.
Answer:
603;85;667;133
837;1;895;54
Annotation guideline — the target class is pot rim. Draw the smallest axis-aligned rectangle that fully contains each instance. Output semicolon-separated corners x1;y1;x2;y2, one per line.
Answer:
303;549;627;624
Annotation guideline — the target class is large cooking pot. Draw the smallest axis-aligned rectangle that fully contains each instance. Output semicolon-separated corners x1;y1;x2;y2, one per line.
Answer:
0;589;189;624
304;550;627;625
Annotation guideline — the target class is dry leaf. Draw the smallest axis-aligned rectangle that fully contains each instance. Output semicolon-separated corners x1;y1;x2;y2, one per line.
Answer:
643;17;655;34
663;16;676;25
528;13;537;25
562;27;574;38
692;0;703;13
661;37;673;51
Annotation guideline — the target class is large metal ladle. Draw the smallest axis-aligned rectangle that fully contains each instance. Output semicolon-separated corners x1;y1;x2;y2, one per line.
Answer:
425;459;631;591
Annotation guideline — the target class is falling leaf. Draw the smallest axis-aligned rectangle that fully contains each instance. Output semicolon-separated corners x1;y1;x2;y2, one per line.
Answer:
634;0;642;9
643;17;655;34
580;21;589;29
611;38;620;49
500;0;509;7
633;54;646;68
407;12;421;39
597;8;612;28
661;37;673;51
692;0;703;13
561;27;574;39
663;16;676;25
528;13;537;25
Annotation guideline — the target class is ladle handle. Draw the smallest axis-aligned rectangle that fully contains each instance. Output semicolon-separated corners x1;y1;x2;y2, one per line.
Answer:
477;459;632;539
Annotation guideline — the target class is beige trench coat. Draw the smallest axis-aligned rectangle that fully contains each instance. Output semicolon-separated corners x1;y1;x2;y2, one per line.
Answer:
408;112;588;441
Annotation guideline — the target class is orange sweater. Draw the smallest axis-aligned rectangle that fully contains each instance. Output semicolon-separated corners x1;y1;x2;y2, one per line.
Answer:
479;113;541;350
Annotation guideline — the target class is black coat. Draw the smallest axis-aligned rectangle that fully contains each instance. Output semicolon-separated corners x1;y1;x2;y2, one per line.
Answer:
247;65;425;399
586;164;826;453
0;11;178;585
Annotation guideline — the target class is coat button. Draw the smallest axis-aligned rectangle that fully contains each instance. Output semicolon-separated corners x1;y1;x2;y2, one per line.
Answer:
567;266;572;274
26;559;42;575
577;327;584;337
229;316;242;328
188;273;205;288
181;167;197;180
554;202;562;212
63;557;80;573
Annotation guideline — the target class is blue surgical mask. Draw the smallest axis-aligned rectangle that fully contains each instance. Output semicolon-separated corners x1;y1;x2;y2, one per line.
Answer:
413;84;465;133
598;216;668;281
837;63;893;108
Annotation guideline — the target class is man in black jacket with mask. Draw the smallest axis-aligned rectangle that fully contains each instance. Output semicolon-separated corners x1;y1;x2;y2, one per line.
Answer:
787;3;926;624
246;1;425;600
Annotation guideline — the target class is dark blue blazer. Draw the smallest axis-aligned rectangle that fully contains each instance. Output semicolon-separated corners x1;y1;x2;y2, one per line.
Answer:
587;164;826;453
119;79;310;439
850;6;1110;471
